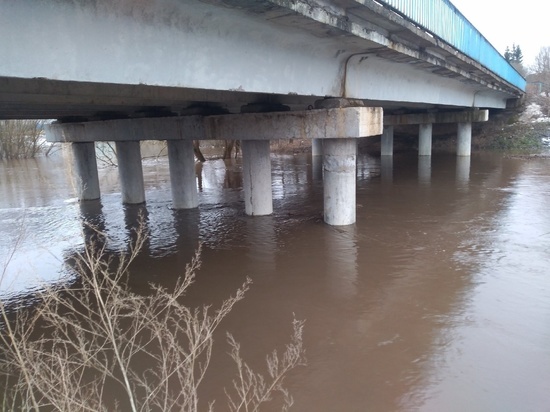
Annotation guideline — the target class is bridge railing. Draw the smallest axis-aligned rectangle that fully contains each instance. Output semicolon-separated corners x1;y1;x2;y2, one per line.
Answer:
378;0;526;91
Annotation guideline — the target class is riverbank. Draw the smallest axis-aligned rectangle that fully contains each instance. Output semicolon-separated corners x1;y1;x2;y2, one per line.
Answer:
473;104;550;151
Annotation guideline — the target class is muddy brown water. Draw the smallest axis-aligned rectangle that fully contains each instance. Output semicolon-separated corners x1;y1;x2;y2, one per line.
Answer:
1;149;550;411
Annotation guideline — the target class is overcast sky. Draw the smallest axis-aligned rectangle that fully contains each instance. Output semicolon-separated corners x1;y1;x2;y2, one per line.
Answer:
450;0;548;67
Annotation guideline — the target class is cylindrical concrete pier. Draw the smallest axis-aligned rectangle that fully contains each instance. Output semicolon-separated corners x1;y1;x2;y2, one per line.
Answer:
457;122;472;156
312;139;323;156
323;138;357;226
115;141;145;204
167;140;198;209
418;123;433;156
381;125;394;156
71;142;100;201
241;140;273;216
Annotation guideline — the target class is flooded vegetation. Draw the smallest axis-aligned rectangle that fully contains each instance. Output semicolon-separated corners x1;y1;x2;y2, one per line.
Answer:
1;150;550;410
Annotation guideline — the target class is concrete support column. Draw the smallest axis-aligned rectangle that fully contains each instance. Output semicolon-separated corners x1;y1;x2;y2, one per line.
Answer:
312;139;323;156
115;141;145;204
418;123;433;156
457;122;472;156
241;140;272;216
381;125;394;156
167;140;198;209
323;138;357;226
71;142;100;201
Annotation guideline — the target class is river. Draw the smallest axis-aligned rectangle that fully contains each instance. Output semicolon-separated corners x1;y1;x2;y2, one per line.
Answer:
1;148;549;411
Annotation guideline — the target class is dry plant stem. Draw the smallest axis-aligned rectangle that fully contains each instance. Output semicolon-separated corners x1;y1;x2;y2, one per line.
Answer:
0;219;306;411
0;219;42;411
95;142;118;167
225;319;306;412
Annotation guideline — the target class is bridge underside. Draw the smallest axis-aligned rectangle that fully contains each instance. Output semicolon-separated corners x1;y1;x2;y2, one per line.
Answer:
0;0;521;121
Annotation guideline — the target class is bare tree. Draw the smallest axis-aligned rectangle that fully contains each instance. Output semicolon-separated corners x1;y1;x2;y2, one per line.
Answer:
532;46;550;78
0;120;54;160
527;46;550;115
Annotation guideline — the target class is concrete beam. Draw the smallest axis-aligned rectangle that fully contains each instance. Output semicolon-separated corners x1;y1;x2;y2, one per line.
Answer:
384;110;488;126
46;107;383;143
46;116;205;143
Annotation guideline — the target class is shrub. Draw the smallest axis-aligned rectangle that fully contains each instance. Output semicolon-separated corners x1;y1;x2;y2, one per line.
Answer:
0;224;305;411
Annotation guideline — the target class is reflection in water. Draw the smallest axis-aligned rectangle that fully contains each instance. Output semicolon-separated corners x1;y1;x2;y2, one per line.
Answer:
325;225;358;299
244;215;277;279
123;203;150;244
418;156;431;186
171;208;201;265
456;155;471;186
380;154;393;183
79;200;107;251
1;152;550;411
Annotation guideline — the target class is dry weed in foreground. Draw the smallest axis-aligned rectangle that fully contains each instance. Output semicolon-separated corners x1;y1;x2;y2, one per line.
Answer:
0;224;306;411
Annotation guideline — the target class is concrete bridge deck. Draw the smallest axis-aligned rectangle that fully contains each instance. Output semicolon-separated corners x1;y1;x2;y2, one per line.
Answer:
1;0;523;120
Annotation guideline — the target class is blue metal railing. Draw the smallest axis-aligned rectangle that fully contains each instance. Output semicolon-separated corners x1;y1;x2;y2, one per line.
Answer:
377;0;526;91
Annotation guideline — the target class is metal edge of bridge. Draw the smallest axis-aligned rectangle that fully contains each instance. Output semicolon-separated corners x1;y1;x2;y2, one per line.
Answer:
261;0;524;98
376;0;525;91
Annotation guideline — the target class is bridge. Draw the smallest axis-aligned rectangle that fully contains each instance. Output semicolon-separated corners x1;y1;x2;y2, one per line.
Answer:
0;0;525;225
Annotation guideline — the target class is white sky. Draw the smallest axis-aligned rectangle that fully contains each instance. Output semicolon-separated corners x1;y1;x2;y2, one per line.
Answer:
450;0;549;68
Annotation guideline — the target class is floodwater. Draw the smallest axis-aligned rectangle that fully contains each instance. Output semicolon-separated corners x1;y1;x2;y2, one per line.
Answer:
1;148;550;411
